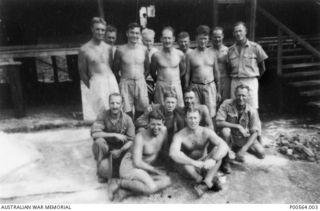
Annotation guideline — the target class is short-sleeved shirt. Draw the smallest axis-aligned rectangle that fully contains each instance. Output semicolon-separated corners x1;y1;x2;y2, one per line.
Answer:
212;45;229;78
228;40;268;78
91;109;135;148
216;99;261;140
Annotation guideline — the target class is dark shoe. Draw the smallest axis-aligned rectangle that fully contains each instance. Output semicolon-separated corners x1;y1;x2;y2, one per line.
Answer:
209;177;222;192
193;182;208;198
108;179;120;201
98;176;108;183
221;162;232;174
235;154;245;163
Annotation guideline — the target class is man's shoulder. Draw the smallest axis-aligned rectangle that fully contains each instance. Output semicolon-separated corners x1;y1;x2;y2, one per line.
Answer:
221;45;229;51
173;48;184;56
122;111;133;122
247;40;262;49
228;44;237;52
79;42;91;52
220;99;235;109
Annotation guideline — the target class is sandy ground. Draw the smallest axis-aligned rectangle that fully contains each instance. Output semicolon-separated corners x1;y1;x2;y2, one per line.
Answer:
0;119;320;204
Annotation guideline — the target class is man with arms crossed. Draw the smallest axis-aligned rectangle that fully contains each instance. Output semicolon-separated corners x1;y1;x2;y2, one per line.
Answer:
185;25;221;121
151;26;185;107
78;17;119;120
108;110;171;200
216;84;265;166
91;93;135;182
228;22;268;109
113;22;150;119
170;107;229;197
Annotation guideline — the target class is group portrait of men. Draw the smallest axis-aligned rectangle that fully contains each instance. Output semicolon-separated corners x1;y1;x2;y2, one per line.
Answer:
78;16;268;200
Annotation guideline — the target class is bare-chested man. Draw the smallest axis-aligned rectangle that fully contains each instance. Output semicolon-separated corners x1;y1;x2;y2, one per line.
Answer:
211;27;230;102
142;28;158;62
108;110;171;201
185;25;221;120
177;31;193;54
113;22;150;119
151;26;185;107
78;17;119;120
170;107;229;197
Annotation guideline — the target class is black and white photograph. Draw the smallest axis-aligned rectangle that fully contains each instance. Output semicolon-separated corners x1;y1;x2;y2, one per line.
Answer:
0;0;320;207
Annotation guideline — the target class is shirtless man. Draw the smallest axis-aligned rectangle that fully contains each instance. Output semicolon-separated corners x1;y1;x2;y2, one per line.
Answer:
108;110;171;200
78;17;119;120
170;107;229;197
142;28;158;62
151;26;185;107
185;25;221;120
113;22;150;119
211;27;230;102
177;31;193;54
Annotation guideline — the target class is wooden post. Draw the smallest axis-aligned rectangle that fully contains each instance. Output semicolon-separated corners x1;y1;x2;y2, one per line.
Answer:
97;0;105;19
3;62;26;118
277;27;284;113
249;0;257;41
213;0;218;28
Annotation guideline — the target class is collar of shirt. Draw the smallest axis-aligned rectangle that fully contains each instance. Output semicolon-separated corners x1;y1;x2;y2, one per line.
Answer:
106;110;124;126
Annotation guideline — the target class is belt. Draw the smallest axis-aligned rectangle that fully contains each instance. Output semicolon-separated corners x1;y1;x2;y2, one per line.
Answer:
191;80;215;85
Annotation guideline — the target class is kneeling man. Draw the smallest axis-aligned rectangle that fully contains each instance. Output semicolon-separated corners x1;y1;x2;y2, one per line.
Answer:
170;108;228;197
108;110;171;200
216;84;265;164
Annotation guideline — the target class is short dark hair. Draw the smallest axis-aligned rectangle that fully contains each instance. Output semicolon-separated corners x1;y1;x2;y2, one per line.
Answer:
162;26;175;37
164;90;177;100
184;87;195;96
109;92;123;102
186;106;201;116
234;21;247;31
148;109;165;121
235;84;250;94
106;25;117;33
178;32;190;40
127;22;141;31
212;26;224;35
196;25;210;36
91;17;106;27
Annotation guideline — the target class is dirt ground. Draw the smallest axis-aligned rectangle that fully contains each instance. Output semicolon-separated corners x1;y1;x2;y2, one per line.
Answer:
0;116;320;204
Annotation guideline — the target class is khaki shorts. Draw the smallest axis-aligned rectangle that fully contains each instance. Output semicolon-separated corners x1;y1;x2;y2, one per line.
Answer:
191;82;217;117
119;78;149;112
154;80;184;107
230;77;258;109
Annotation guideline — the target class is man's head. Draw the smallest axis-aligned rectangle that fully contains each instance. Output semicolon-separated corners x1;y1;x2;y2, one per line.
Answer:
185;107;201;130
196;25;210;50
105;25;117;46
127;22;141;44
233;22;247;42
212;26;224;48
163;90;178;113
148;109;165;136
109;93;123;114
142;28;156;50
161;26;175;49
234;84;250;106
177;32;190;52
91;17;106;41
184;88;196;108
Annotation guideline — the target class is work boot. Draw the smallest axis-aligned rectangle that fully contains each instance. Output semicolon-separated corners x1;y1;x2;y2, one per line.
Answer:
193;182;208;198
209;177;222;192
108;179;120;201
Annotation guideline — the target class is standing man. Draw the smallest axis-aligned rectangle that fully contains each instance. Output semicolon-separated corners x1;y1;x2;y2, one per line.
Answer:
170;107;229;197
228;22;268;109
108;110;171;200
211;27;230;102
177;32;193;54
91;93;135;182
142;28;158;62
216;84;265;164
105;25;118;59
113;22;150;119
151;26;185;107
185;25;221;120
78;17;119;121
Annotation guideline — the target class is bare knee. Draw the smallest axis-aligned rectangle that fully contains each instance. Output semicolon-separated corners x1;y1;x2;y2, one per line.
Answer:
92;138;109;155
221;128;231;144
97;158;112;179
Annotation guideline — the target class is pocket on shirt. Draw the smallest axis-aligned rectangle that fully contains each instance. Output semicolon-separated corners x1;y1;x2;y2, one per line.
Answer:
244;54;257;68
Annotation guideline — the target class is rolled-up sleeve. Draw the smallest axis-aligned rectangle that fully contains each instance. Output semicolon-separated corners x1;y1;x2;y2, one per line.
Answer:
249;109;261;135
90;111;105;135
256;44;268;63
216;100;228;121
125;116;135;142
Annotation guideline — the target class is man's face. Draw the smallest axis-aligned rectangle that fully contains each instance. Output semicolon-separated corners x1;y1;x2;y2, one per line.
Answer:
184;91;196;108
197;34;209;49
92;23;106;41
142;35;154;50
106;31;117;45
161;30;175;49
186;111;200;130
178;37;190;52
127;27;141;44
164;97;177;113
233;25;247;42
149;118;164;136
109;96;122;114
212;30;224;47
235;88;249;106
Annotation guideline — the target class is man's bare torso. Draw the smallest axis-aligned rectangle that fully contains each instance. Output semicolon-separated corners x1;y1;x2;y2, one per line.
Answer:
140;128;166;164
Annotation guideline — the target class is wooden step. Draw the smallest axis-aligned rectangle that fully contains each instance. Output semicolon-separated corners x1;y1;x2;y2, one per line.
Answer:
282;62;320;69
282;70;320;78
289;80;320;87
300;89;320;97
268;55;315;62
